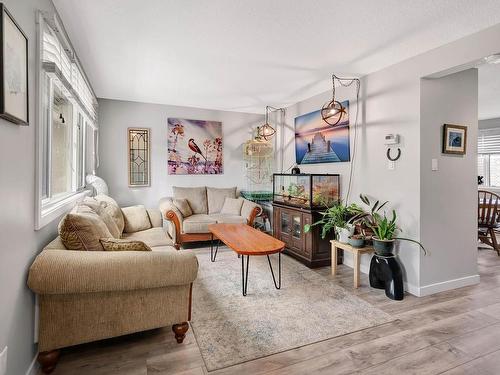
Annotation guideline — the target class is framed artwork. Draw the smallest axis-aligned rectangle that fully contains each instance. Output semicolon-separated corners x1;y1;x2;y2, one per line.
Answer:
0;4;28;125
442;124;467;155
128;128;150;187
168;118;223;175
295;101;350;164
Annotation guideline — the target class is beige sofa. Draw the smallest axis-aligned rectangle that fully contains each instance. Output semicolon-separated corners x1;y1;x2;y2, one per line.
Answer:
160;186;262;248
28;195;198;374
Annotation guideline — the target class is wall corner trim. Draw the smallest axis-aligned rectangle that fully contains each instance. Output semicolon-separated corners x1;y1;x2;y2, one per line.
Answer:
26;353;39;375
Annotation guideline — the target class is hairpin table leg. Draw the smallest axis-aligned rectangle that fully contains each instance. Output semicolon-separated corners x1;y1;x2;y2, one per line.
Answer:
267;252;281;289
210;236;219;262
241;254;250;296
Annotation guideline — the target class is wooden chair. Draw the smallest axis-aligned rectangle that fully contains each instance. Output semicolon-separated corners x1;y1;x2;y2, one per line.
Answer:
478;190;500;255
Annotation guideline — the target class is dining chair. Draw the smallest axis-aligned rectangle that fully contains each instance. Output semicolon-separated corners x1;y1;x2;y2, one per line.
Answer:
478;190;500;255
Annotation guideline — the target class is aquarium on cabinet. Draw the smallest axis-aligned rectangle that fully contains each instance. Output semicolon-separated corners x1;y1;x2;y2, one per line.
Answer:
272;173;340;209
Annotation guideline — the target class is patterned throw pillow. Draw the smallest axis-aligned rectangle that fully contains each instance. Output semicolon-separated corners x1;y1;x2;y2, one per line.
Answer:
100;238;152;251
221;197;244;215
59;205;113;251
173;198;193;217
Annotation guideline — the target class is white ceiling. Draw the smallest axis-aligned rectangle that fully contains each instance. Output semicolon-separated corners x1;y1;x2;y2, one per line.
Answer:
479;63;500;120
53;0;500;114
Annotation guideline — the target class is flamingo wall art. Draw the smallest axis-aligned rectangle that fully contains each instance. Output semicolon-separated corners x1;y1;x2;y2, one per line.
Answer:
167;118;223;175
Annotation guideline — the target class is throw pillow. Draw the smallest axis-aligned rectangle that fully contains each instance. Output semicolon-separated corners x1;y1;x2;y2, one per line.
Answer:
172;186;208;214
221;197;244;215
121;205;152;233
100;238;152;251
81;198;121;238
207;187;237;213
59;204;113;251
241;199;259;221
95;194;125;234
173;198;193;217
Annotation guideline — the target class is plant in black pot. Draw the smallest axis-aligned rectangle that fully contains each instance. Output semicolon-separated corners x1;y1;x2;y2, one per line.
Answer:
369;210;426;256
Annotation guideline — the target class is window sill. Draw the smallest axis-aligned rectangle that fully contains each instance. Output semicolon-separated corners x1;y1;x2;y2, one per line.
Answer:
35;190;91;230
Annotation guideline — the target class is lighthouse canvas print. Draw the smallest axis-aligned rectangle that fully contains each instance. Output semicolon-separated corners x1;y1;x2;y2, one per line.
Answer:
168;118;223;175
295;101;350;165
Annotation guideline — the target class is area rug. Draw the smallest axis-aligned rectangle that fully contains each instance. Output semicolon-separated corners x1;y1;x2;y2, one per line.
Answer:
190;247;394;371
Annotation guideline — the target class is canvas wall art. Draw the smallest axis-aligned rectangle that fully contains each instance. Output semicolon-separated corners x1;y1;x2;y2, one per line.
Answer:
168;118;223;175
295;100;350;164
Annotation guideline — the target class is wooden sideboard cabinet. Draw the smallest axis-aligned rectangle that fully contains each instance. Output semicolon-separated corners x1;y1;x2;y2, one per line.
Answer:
272;203;340;268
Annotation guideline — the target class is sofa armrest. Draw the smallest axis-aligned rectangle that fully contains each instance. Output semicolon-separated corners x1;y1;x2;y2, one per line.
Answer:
27;249;198;295
240;198;262;226
147;208;163;228
159;197;184;247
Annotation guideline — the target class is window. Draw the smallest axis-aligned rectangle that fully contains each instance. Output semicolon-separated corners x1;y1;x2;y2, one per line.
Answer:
35;13;98;229
478;128;500;188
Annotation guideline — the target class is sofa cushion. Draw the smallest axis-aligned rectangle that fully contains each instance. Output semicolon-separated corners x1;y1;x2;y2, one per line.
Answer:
173;198;193;217
122;205;152;233
210;213;247;225
220;197;244;215
183;214;217;234
241;198;259;220
59;205;113;251
173;186;207;214
207;187;237;213
100;238;152;251
81;197;121;238
95;194;125;234
122;227;174;247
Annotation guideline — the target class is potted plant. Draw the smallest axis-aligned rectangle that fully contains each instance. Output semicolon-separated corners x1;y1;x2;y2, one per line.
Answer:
369;209;426;256
304;202;362;243
350;194;389;241
348;234;366;248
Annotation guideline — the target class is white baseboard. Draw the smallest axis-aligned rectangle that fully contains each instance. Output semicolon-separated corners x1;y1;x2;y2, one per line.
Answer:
26;354;38;375
417;274;480;297
404;282;421;297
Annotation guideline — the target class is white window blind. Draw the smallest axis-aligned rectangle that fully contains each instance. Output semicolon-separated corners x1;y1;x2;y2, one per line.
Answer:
42;24;98;122
478;128;500;154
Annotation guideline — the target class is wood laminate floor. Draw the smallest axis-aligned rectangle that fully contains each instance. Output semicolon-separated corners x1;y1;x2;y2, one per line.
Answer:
47;248;500;375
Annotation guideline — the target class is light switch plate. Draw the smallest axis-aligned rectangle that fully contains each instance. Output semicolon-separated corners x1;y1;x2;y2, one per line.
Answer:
432;158;438;171
388;161;395;170
0;346;7;375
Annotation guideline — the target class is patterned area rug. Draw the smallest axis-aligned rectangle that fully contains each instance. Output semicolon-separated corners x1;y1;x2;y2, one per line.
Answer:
190;247;394;372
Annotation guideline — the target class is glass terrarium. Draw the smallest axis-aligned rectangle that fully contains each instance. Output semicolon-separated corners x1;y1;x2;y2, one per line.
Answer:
273;174;340;209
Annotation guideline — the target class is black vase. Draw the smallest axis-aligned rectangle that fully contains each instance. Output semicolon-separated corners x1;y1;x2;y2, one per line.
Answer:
369;253;404;301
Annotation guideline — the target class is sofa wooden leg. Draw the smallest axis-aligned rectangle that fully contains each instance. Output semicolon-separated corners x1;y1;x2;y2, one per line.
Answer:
174;243;181;250
38;350;60;374
172;322;189;343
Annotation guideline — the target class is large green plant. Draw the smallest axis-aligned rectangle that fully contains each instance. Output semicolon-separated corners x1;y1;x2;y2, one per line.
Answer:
304;202;362;239
368;206;427;255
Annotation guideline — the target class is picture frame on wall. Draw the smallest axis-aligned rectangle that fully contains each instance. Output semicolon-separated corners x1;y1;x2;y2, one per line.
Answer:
442;124;467;155
0;3;29;125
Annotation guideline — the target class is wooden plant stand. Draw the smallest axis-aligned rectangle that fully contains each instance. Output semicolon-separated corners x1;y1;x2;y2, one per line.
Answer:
331;240;374;288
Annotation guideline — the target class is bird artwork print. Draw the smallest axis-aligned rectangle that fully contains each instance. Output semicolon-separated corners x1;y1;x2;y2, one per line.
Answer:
167;118;223;175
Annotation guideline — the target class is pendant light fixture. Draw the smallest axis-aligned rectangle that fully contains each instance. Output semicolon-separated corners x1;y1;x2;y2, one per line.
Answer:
258;106;281;140
321;74;360;126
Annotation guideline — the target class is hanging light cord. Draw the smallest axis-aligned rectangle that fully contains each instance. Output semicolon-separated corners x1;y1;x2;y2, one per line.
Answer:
336;76;361;203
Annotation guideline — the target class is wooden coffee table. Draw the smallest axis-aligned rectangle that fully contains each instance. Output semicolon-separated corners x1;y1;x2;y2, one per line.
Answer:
208;223;285;296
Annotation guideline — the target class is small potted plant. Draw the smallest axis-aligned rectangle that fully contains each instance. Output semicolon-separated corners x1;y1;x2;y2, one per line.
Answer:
369;210;426;256
348;234;366;248
304;202;362;243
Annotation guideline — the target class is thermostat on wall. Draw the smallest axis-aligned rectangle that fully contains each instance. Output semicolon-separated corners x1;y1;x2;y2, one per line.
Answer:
384;134;400;145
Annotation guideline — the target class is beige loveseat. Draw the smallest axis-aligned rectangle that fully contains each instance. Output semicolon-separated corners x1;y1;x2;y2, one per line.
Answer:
160;186;262;248
28;194;198;374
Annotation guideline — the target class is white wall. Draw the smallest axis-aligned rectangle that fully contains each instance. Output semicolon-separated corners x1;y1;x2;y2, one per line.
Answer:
420;69;479;293
97;99;263;207
0;1;62;375
282;23;500;295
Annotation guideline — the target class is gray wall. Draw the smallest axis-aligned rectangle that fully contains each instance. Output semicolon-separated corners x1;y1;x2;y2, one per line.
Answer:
97;99;263;208
0;1;61;375
420;69;479;291
282;23;500;295
479;117;500;129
